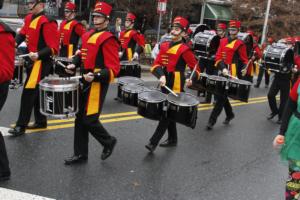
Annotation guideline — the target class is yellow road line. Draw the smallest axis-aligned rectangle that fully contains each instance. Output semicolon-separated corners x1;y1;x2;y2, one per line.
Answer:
25;98;269;134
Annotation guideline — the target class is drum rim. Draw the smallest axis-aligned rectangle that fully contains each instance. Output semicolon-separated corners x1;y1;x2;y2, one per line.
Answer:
228;79;252;85
120;61;140;66
122;84;145;93
117;76;144;85
39;78;79;91
208;75;228;81
167;92;199;106
138;91;167;103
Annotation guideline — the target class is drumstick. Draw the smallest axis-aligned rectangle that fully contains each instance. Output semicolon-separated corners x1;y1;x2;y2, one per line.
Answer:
227;74;239;80
18;53;30;58
56;60;67;68
163;85;178;97
189;64;198;80
241;59;252;73
68;76;82;80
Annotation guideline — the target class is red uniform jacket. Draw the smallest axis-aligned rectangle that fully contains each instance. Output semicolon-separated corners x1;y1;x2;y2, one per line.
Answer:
0;22;15;84
59;19;86;58
77;29;120;117
215;37;248;78
17;12;59;89
119;29;145;61
151;41;200;93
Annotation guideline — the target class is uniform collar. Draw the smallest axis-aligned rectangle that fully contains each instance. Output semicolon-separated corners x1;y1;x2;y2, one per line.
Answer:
32;11;45;19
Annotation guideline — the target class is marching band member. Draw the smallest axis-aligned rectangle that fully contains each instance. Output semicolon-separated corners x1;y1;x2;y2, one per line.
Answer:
146;16;200;152
64;1;120;164
267;37;294;124
119;12;145;61
206;20;249;130
8;0;59;136
56;1;86;77
273;78;300;200
0;0;15;181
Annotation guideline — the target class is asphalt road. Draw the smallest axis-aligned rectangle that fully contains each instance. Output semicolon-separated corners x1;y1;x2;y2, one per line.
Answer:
0;74;287;200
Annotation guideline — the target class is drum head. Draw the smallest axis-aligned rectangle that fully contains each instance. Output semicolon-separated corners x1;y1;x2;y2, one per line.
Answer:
200;73;209;78
167;93;199;107
192;24;210;38
120;61;139;66
229;79;252;86
122;84;145;93
138;90;167;103
39;78;79;91
117;76;144;85
208;75;228;82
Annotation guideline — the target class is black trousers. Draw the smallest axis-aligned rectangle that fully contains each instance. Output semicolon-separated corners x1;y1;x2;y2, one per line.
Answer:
256;67;270;86
73;84;115;156
150;117;177;145
208;95;234;124
16;87;46;127
267;77;290;119
0;81;11;175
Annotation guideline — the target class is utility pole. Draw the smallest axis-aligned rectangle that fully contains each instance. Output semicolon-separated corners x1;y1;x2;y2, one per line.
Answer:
261;0;272;46
200;0;206;24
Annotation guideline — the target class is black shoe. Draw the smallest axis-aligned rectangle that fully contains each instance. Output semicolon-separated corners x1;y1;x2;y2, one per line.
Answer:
101;137;117;160
276;119;282;124
223;114;235;125
8;126;25;136
64;155;88;165
267;113;278;120
206;121;214;130
0;172;10;182
159;140;177;147
27;123;47;129
145;142;157;153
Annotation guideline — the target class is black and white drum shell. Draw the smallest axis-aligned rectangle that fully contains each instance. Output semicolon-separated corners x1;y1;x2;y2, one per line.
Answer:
206;75;227;96
262;43;294;73
193;30;220;58
39;78;79;118
118;60;141;78
138;90;167;120
11;57;25;87
227;79;252;103
117;76;144;99
166;93;199;129
121;84;145;107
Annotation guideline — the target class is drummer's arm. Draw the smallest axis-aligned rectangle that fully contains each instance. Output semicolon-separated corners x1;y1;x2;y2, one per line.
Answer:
133;33;145;55
0;32;15;83
214;44;226;71
150;53;164;79
238;43;249;67
94;38;120;83
183;50;200;80
38;21;59;60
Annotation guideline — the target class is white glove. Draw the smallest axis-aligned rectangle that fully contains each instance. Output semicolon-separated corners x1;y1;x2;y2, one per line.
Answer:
29;52;39;61
118;52;123;58
133;52;139;61
159;76;166;87
65;64;76;74
222;68;229;76
292;66;298;73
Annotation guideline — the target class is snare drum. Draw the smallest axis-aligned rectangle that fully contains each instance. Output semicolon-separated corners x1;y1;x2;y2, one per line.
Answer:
118;61;141;78
189;73;209;91
206;75;227;96
10;57;24;88
121;84;145;107
39;77;79;118
262;43;294;73
166;93;199;129
117;76;144;99
227;79;252;102
138;90;167;120
193;30;220;58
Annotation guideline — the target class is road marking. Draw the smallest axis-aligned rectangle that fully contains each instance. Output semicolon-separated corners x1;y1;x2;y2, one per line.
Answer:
24;97;270;134
0;127;11;137
0;187;55;200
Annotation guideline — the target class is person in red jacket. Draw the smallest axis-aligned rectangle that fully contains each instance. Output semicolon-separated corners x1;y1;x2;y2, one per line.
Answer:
0;0;15;181
145;16;200;152
64;2;120;164
8;0;59;136
56;1;86;77
119;12;145;61
206;20;249;130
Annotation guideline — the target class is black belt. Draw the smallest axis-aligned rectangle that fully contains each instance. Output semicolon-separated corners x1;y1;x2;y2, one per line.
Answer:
294;111;300;119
